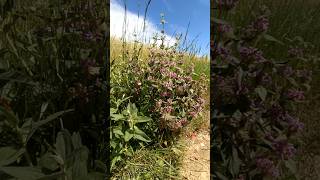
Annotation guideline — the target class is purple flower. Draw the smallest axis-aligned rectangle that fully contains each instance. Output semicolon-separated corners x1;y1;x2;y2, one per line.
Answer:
265;133;276;142
287;89;305;101
253;16;269;32
189;111;197;117
282;66;294;77
239;46;266;62
184;76;192;82
272;140;296;159
179;118;188;126
288;47;304;57
163;106;173;114
161;92;170;97
169;72;177;78
163;81;174;90
83;32;94;40
256;158;280;177
216;45;231;59
218;24;233;34
156;100;163;109
288;120;304;133
160;68;167;74
282;113;304;133
296;69;312;80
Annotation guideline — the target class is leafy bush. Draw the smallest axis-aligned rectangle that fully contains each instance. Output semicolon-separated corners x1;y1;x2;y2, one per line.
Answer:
110;23;208;170
212;1;317;179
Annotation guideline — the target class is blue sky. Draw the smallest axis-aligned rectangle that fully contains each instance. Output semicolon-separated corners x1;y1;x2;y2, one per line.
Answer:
110;0;210;56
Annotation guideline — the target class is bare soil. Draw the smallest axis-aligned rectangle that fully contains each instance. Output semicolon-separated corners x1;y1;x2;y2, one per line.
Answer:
180;130;210;180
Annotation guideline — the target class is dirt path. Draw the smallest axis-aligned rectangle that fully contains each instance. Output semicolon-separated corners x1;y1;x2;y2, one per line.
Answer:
179;130;210;180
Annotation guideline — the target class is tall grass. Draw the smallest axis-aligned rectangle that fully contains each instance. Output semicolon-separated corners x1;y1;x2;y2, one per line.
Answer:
216;0;320;58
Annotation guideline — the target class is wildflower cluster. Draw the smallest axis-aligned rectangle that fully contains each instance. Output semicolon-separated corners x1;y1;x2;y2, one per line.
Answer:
212;3;316;179
141;48;207;133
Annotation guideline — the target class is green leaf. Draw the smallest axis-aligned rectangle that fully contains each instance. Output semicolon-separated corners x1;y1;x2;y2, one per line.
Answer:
72;132;83;149
255;86;267;101
230;146;241;176
0;106;19;127
72;158;88;179
111;156;122;170
135;116;152;123
110;114;125;121
133;126;151;142
39;102;49;120
56;132;66;161
215;172;229;180
285;159;297;174
25;109;73;143
113;128;124;136
263;34;284;45
127;103;138;116
124;131;133;142
0;147;25;166
39;153;59;171
0;166;45;180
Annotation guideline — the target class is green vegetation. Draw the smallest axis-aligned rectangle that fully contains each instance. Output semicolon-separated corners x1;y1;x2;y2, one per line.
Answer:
212;0;320;179
110;12;209;179
0;0;107;179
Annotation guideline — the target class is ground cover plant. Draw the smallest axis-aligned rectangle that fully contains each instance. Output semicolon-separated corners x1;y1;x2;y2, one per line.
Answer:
110;10;209;178
212;0;320;179
0;0;107;179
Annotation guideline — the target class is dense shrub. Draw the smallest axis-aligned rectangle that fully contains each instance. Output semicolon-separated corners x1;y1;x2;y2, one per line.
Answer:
212;1;317;179
110;31;208;170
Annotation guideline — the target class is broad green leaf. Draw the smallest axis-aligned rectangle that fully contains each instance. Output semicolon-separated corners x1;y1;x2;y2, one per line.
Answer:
230;146;241;176
124;131;133;142
39;153;59;171
0;147;25;166
285;159;297;174
113;128;124;136
56;132;66;161
0;166;45;180
255;86;267;101
72;158;88;179
135;116;152;123
133;126;151;142
127;103;138;115
110;114;125;121
72;132;83;149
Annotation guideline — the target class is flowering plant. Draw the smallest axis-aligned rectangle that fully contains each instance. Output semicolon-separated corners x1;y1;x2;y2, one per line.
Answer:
212;1;316;179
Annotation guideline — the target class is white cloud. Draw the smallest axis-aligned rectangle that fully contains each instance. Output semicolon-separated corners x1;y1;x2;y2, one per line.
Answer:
110;0;176;46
